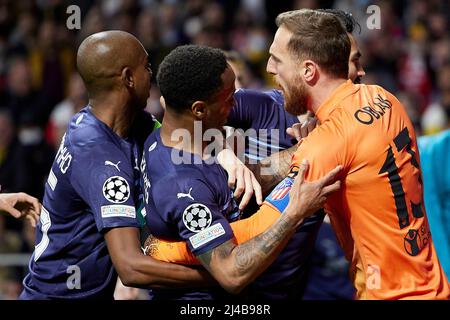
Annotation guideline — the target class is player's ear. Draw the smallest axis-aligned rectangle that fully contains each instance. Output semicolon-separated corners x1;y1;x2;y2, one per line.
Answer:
191;101;207;119
302;60;317;83
121;67;134;88
159;96;166;110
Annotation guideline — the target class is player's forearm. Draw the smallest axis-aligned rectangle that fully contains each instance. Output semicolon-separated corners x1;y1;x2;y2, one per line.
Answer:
125;255;216;289
105;227;215;289
197;213;298;294
247;146;296;196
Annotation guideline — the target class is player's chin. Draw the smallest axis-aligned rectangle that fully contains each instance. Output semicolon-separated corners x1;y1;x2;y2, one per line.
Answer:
284;103;305;116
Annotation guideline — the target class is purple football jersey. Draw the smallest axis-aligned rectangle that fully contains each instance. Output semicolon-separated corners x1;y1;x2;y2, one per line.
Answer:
141;129;240;300
21;106;143;299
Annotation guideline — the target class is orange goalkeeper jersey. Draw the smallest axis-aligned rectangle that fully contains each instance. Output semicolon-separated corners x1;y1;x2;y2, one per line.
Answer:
291;80;449;299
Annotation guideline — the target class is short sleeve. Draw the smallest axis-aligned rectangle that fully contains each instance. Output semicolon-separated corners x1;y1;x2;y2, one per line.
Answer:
71;141;140;232
152;175;234;256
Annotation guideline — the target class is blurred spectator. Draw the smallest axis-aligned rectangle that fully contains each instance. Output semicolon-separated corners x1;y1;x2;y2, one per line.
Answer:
225;50;258;89
0;215;23;299
1;56;49;126
159;2;180;47
0;56;54;198
397;90;423;135
0;278;22;300
29;19;75;104
136;8;168;80
17;113;55;199
0;109;29;193
422;62;450;135
192;25;226;48
47;72;87;149
7;10;38;57
77;5;106;43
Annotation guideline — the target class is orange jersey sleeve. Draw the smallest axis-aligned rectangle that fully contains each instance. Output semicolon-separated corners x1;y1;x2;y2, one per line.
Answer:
291;80;450;299
145;202;282;264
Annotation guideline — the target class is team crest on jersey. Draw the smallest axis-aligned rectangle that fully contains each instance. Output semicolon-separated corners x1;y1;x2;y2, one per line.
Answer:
102;176;130;203
269;177;294;201
182;203;212;233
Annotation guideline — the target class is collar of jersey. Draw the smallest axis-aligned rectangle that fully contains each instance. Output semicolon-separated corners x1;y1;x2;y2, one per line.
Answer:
315;79;359;122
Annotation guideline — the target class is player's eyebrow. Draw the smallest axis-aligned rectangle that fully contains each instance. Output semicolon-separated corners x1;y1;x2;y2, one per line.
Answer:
270;52;281;63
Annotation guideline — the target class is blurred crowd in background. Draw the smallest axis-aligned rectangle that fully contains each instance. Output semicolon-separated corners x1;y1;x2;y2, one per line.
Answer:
0;0;449;299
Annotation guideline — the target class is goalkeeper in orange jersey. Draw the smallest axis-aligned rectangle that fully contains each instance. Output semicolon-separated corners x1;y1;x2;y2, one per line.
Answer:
144;9;450;300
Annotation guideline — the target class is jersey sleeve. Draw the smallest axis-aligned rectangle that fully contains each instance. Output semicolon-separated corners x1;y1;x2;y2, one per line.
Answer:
71;141;140;232
151;175;235;256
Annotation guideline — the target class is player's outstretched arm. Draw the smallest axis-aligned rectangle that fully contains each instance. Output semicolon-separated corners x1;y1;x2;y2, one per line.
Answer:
104;226;216;289
0;192;41;227
145;161;340;266
195;160;341;294
144;199;282;265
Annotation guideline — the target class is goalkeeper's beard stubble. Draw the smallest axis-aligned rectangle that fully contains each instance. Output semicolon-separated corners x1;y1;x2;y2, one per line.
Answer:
283;75;311;116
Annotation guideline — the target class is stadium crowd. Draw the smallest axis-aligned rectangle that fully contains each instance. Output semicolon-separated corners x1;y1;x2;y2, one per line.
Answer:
0;0;449;299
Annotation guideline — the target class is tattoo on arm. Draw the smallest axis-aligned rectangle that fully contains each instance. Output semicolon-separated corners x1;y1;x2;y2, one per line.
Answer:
234;215;292;273
197;238;236;272
197;215;294;277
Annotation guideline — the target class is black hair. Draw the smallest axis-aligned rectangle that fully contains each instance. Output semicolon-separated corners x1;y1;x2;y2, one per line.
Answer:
157;45;228;112
316;9;361;34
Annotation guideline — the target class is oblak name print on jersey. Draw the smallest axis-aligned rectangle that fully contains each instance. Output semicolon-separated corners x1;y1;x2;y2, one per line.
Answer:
354;94;393;125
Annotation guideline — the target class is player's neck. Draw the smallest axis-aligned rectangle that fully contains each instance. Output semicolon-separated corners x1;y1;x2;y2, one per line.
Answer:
89;95;136;138
160;111;208;158
309;77;347;114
